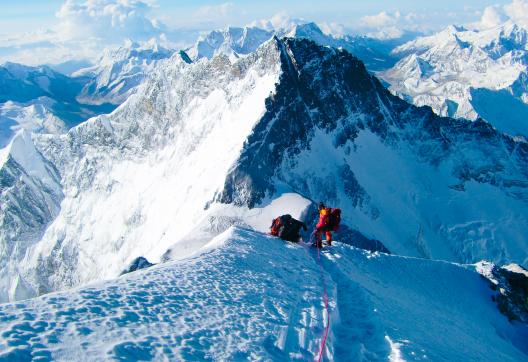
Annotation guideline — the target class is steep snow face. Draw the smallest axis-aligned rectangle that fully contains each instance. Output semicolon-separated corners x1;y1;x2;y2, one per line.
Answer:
381;23;528;137
0;40;282;301
0;131;63;302
219;38;528;267
186;23;401;72
0;228;526;361
74;40;174;106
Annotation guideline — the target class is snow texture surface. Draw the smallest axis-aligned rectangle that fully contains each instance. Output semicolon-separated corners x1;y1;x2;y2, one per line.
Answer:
0;227;526;361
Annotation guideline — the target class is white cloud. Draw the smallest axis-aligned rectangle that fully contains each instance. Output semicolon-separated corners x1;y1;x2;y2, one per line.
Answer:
0;0;176;66
318;22;346;38
504;0;528;27
470;5;506;29
360;11;400;28
55;0;165;42
249;12;306;31
366;26;404;40
470;0;528;30
356;10;417;39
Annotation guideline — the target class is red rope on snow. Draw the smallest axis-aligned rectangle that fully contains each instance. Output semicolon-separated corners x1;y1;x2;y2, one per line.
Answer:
315;245;331;362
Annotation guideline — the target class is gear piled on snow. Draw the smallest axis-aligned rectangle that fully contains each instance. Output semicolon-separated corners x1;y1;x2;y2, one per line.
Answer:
270;214;307;242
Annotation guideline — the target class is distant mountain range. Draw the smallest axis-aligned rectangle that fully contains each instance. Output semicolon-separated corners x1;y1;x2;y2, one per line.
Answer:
381;23;528;138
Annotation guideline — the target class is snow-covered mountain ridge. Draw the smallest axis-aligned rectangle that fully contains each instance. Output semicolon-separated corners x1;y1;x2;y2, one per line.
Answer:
0;61;117;153
185;22;402;71
1;37;527;303
0;227;526;361
381;23;528;137
0;40;171;149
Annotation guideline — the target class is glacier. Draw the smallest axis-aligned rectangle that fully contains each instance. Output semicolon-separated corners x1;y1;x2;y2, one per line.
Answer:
1;37;527;303
0;227;526;361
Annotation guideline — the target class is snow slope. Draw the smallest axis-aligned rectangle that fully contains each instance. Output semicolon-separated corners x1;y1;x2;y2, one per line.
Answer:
381;23;528;137
0;227;526;361
0;131;63;301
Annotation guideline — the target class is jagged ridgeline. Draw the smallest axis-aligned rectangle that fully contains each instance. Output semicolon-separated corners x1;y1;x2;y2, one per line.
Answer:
1;37;527;302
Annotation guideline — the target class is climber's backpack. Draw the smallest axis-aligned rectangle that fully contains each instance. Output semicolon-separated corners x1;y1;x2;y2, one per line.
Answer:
270;214;292;236
328;208;341;231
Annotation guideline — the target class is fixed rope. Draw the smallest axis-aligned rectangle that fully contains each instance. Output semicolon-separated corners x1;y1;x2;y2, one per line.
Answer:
315;245;330;362
306;233;331;362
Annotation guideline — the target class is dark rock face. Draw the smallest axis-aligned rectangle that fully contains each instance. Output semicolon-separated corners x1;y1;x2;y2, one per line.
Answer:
490;265;528;323
217;38;393;207
121;257;155;276
216;37;528;265
218;38;528;209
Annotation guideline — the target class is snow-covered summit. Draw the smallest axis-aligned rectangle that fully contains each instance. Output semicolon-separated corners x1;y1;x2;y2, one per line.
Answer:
381;22;528;137
0;98;67;149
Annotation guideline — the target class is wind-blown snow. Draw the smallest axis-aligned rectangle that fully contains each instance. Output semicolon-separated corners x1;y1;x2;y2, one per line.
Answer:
0;227;525;361
162;192;312;261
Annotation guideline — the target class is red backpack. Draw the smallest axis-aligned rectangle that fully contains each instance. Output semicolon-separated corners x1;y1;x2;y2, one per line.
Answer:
327;208;341;231
270;215;292;236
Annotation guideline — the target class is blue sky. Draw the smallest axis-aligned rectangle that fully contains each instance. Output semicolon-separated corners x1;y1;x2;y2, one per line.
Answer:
0;0;514;34
0;0;525;65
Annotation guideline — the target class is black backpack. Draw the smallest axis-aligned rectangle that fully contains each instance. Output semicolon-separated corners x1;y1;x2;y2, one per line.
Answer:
327;208;341;231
